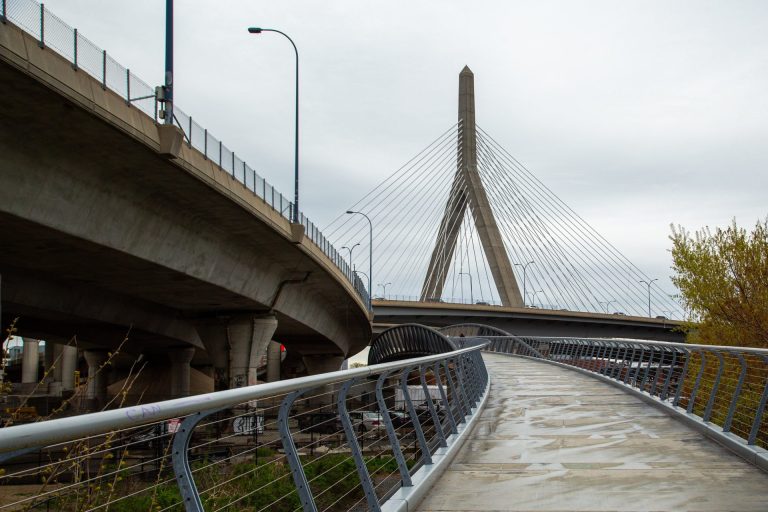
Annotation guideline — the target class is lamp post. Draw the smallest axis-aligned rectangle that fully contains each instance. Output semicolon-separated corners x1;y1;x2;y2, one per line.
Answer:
341;243;360;270
459;272;473;304
346;211;373;310
378;282;391;299
639;278;658;317
247;26;300;223
514;261;535;307
164;0;173;125
598;299;617;314
530;290;544;308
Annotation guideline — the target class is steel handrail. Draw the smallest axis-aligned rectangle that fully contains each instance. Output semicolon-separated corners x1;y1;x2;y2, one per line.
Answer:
0;344;486;455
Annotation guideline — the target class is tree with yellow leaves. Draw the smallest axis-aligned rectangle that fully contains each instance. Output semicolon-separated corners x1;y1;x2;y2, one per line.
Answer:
670;218;768;347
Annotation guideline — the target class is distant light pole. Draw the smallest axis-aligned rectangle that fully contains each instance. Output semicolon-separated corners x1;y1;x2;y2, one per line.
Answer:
639;279;658;317
459;272;473;304
347;211;372;310
341;243;360;270
378;282;391;299
514;261;535;307
247;26;300;223
598;299;617;314
530;290;544;308
163;0;174;125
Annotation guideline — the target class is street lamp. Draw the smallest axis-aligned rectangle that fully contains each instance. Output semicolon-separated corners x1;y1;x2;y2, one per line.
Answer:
163;0;174;125
459;272;473;304
341;243;360;270
598;299;617;314
514;261;535;307
247;26;300;223
531;290;544;307
639;279;658;317
346;211;373;310
377;282;392;299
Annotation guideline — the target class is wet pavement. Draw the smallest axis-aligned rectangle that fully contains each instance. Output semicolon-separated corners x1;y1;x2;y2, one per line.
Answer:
416;354;768;511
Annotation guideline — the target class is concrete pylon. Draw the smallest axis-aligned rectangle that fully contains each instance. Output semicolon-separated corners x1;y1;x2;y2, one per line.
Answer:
169;347;196;397
266;341;282;383
421;66;524;307
60;345;78;391
84;350;109;410
229;314;278;388
197;320;230;391
21;338;40;385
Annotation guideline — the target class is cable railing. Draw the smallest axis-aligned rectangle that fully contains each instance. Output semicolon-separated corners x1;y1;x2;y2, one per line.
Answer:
484;335;768;455
0;0;369;309
0;340;488;511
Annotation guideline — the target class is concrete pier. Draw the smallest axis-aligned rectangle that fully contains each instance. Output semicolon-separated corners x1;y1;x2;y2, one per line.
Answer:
417;353;768;511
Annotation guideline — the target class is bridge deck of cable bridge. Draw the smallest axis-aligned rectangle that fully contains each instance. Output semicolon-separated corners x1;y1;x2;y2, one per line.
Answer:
417;353;768;512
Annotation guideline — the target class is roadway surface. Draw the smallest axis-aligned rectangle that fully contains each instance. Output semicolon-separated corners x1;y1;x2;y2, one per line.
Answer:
417;353;768;511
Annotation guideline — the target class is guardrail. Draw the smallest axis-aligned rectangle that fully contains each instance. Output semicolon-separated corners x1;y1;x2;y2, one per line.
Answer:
0;0;369;309
0;344;488;511
484;336;768;455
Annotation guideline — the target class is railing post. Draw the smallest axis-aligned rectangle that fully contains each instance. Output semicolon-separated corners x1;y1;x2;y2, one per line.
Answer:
101;50;107;89
231;152;235;176
171;408;224;512
38;3;44;48
72;28;78;69
435;361;457;435
278;389;317;512
661;349;679;400
1;0;6;24
188;117;192;147
337;379;380;512
400;366;432;465
650;347;667;396
687;350;707;414
375;371;412;487
203;129;208;159
703;351;725;422
623;346;636;385
673;348;692;407
420;364;446;448
640;345;654;391
218;140;222;167
748;355;768;445
723;354;747;433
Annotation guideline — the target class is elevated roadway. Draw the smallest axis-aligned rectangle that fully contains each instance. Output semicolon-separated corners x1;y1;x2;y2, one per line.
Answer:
373;300;684;342
0;21;370;391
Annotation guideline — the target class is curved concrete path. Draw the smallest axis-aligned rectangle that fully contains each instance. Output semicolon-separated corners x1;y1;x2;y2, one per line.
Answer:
417;353;768;511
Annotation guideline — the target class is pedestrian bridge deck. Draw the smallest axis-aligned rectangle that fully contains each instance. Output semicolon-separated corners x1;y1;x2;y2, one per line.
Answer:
417;353;768;511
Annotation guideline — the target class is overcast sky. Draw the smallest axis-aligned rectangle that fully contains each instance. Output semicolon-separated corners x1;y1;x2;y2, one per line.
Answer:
42;0;768;297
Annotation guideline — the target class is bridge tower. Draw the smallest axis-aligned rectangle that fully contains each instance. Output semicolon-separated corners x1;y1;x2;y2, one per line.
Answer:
420;67;524;307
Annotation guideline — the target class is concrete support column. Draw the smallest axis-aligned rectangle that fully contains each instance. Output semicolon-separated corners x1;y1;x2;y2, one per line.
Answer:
21;338;40;384
60;345;78;392
266;341;282;383
44;342;56;383
302;355;345;407
197;321;230;391
83;350;109;410
169;347;196;398
229;314;278;388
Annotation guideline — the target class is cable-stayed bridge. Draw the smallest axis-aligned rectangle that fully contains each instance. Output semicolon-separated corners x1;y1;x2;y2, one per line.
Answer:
0;3;767;511
326;66;681;320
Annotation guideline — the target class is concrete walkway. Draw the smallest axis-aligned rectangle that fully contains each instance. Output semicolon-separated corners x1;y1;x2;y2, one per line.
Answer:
417;353;768;511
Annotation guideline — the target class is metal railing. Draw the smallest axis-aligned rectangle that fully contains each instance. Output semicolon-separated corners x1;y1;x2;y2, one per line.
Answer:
0;0;369;308
0;344;488;511
485;336;768;450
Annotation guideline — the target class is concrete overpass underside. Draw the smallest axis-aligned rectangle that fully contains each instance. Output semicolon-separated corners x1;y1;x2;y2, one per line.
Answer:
0;24;371;393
